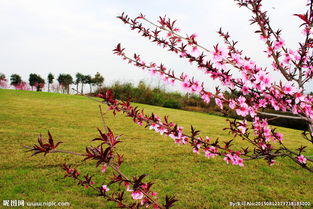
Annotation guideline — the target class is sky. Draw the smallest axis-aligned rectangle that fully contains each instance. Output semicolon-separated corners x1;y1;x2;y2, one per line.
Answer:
0;0;312;92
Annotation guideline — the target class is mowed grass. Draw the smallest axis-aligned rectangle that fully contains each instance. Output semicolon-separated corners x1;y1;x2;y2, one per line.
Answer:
0;89;312;209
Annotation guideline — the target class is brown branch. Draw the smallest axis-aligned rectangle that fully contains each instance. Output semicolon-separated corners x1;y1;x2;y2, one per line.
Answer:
99;105;108;132
285;153;313;172
243;153;288;161
280;144;313;163
256;111;303;120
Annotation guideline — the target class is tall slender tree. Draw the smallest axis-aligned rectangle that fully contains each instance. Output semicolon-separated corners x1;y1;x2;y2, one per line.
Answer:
80;75;87;94
29;74;36;91
84;75;93;93
48;73;54;92
75;73;83;94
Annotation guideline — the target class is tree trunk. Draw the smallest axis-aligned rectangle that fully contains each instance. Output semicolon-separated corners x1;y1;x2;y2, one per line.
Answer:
81;84;84;94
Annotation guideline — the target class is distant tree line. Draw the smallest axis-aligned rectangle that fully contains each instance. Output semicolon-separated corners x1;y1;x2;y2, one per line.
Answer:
0;72;104;94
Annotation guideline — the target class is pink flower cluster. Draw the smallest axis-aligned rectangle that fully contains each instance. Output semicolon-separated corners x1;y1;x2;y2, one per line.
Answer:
0;79;7;88
132;191;144;200
298;155;307;164
223;153;244;167
204;146;218;159
14;82;30;90
253;117;284;143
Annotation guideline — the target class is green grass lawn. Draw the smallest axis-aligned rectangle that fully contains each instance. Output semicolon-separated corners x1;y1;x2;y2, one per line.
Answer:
0;89;312;209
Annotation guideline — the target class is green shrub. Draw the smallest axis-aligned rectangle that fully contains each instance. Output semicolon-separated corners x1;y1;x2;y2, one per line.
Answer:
163;99;181;109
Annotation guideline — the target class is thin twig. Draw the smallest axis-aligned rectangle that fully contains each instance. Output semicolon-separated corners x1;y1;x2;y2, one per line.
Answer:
99;105;108;132
23;146;85;156
109;164;164;208
70;174;133;209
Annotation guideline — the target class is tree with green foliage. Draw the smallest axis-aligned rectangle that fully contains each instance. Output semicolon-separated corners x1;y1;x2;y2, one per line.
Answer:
10;74;22;88
92;72;104;90
80;75;86;94
29;74;36;91
80;74;93;94
57;74;73;94
48;73;54;92
36;76;45;91
74;73;84;94
75;73;83;94
84;75;93;93
29;74;45;91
